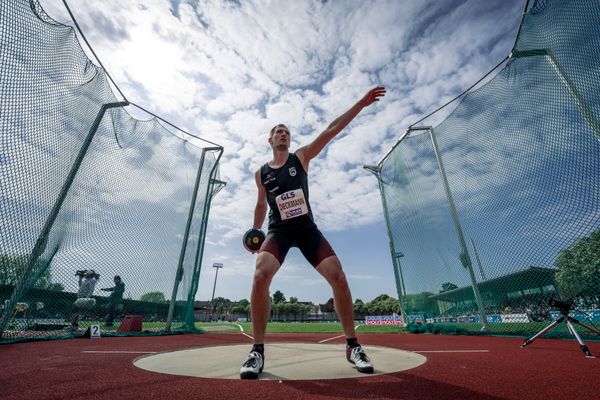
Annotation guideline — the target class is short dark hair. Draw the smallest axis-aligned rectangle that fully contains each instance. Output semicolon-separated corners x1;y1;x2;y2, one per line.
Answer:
269;124;288;136
114;275;121;280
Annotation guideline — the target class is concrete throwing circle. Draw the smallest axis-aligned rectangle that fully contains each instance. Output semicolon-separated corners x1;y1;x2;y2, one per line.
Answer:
134;343;427;380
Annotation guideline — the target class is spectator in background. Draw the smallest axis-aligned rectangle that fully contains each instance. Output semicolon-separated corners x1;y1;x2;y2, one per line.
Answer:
70;270;98;332
101;275;125;327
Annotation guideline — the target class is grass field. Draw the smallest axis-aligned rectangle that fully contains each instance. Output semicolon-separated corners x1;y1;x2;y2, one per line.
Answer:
195;321;406;334
66;319;598;341
193;321;600;340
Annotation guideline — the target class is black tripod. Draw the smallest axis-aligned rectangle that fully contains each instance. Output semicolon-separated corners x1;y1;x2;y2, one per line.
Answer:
521;301;600;358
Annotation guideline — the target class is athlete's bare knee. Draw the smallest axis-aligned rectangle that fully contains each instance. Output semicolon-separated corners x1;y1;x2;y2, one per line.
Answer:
331;273;350;291
253;253;279;290
253;269;272;290
326;268;350;290
317;257;349;288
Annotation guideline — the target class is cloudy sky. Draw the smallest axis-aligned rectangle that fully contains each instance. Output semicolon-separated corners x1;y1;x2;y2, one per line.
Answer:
37;0;525;304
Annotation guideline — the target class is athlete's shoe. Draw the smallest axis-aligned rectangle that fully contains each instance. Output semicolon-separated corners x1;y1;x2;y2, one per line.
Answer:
240;351;264;379
346;345;374;373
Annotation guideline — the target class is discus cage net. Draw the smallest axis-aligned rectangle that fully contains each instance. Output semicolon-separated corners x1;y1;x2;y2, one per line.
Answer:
368;0;600;339
0;0;225;343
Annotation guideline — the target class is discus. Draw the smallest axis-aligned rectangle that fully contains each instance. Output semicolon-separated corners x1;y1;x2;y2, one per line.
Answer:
243;229;266;252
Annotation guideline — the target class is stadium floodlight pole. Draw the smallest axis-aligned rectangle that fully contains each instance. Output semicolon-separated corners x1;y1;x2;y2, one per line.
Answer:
165;147;210;331
363;164;408;325
209;263;224;321
428;128;489;331
0;101;128;338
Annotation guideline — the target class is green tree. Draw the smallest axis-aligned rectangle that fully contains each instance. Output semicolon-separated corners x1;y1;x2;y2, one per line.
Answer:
404;291;438;316
272;290;286;304
322;297;335;312
353;298;366;314
555;229;600;299
212;297;231;315
0;255;64;291
271;301;283;315
289;296;298;303
366;295;399;315
140;291;166;303
287;302;300;315
439;282;458;293
238;298;250;307
381;297;400;314
372;294;390;302
231;299;250;314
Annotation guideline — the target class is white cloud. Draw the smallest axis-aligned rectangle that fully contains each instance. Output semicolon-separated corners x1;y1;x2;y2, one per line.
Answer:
25;0;526;303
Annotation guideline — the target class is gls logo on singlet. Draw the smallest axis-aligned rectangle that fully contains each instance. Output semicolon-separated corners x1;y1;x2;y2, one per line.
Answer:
275;189;308;220
280;191;296;200
289;167;296;177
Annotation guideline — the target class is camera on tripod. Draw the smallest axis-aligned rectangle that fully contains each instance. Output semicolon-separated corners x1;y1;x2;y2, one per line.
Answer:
75;270;100;280
548;297;573;313
521;295;600;358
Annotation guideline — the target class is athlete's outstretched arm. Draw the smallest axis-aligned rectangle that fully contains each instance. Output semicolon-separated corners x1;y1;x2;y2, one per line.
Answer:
297;86;386;168
253;170;268;230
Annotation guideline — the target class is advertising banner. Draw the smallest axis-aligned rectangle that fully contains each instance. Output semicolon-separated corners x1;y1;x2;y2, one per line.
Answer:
365;315;404;325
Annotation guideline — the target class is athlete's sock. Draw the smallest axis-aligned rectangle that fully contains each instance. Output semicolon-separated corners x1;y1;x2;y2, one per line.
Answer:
252;344;264;356
346;338;360;348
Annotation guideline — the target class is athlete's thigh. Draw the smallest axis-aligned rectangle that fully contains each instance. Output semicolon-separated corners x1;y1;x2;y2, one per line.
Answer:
254;251;281;280
315;254;346;284
259;231;292;267
296;227;336;268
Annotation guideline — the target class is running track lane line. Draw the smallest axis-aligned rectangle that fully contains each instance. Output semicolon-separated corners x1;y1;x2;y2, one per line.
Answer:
318;325;490;353
318;324;363;343
416;350;490;353
235;323;254;340
234;323;365;343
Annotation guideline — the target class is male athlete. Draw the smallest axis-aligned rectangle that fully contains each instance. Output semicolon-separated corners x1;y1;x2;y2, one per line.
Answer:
240;86;386;379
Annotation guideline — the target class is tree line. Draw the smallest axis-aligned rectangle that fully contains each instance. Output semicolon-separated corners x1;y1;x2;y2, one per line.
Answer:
207;291;423;317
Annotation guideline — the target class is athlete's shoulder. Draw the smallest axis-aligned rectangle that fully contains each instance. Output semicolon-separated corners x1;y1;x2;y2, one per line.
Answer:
259;161;271;174
289;152;303;165
290;151;308;173
255;167;265;188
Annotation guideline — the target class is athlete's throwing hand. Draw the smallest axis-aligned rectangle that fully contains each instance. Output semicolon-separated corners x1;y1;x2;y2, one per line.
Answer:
358;86;386;108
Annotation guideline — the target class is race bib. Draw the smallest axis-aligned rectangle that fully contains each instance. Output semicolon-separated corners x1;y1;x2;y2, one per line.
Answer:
275;189;308;220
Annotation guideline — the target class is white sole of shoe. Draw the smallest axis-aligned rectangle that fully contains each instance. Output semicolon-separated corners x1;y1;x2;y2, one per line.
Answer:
240;366;263;380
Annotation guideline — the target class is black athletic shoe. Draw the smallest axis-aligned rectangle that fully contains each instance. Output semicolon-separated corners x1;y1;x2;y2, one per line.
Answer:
240;351;264;379
346;345;374;373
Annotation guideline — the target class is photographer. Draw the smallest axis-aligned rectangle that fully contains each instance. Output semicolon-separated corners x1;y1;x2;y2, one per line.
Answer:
101;275;125;327
69;270;98;332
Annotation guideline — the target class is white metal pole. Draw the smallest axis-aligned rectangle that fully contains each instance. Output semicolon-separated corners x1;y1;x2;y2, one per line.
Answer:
429;128;489;331
210;263;223;320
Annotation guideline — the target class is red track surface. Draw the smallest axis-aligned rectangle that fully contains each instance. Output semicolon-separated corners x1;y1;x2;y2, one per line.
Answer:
1;333;599;400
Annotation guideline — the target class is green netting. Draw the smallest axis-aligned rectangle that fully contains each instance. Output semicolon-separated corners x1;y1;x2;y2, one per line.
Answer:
0;0;224;343
374;0;600;339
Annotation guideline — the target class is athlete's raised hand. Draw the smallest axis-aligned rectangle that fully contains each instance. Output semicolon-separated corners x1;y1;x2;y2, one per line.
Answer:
297;85;386;169
358;86;386;108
